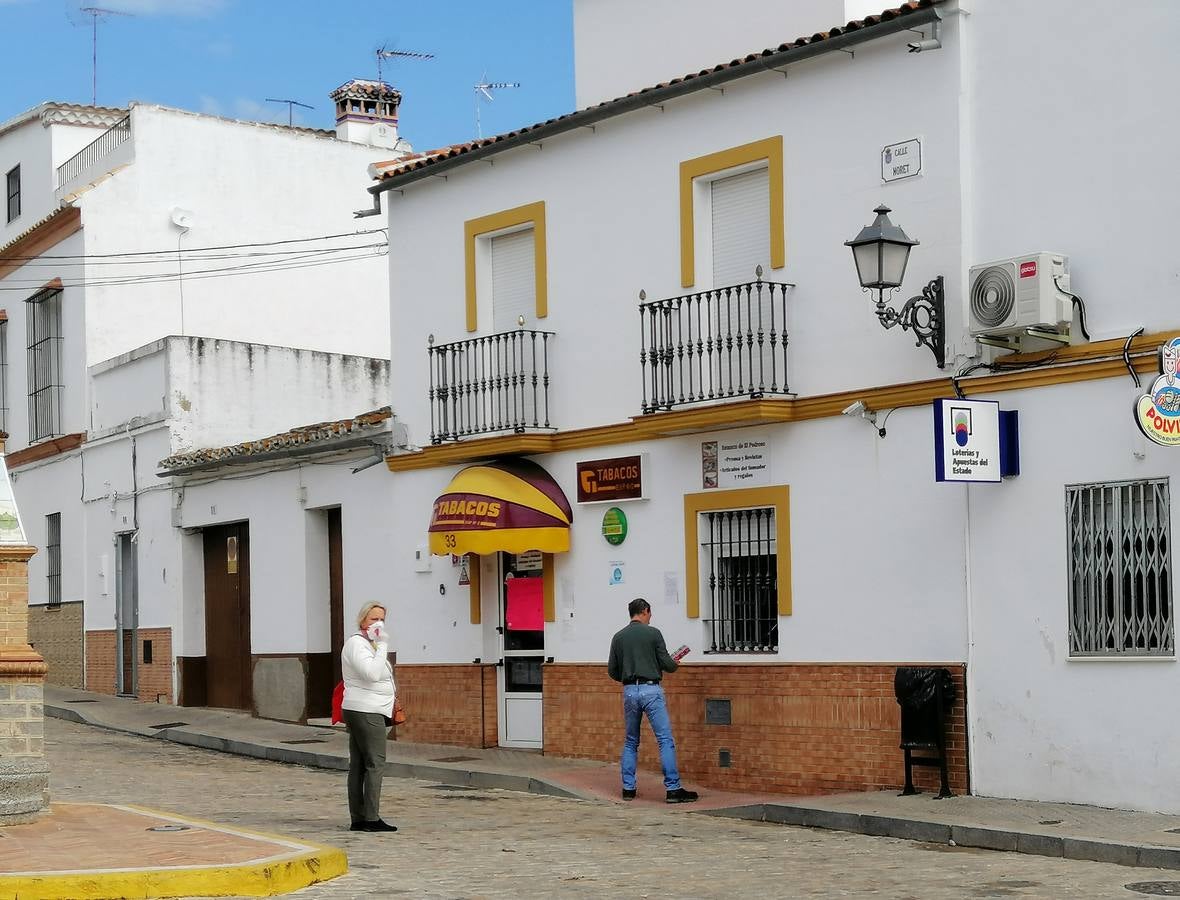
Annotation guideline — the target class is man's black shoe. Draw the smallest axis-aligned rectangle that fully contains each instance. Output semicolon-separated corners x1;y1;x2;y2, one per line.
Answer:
362;819;398;832
665;788;699;803
621;789;636;801
349;821;366;831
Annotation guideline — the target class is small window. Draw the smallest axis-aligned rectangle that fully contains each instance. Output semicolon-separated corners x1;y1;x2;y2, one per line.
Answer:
46;512;61;608
26;287;63;442
0;318;8;434
1067;479;1174;657
5;165;19;223
702;507;778;653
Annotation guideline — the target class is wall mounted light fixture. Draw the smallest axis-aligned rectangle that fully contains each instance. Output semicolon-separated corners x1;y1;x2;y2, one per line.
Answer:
846;205;946;369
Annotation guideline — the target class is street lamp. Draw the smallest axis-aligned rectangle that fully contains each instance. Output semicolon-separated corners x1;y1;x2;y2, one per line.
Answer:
845;205;945;369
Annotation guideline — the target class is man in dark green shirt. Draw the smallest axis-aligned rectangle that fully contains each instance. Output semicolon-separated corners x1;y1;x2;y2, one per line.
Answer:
607;598;698;803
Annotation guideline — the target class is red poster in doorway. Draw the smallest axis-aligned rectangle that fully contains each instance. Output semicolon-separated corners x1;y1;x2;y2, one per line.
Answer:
506;577;543;631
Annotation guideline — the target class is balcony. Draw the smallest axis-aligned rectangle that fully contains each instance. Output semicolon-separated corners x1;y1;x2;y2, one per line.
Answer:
639;274;793;414
56;114;132;191
428;328;555;444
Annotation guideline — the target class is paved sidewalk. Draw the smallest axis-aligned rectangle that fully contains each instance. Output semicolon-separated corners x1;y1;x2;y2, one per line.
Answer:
46;685;1180;873
0;801;345;899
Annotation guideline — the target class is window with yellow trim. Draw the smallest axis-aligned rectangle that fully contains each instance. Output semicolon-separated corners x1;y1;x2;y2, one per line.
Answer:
463;201;547;333
679;137;785;289
683;485;790;654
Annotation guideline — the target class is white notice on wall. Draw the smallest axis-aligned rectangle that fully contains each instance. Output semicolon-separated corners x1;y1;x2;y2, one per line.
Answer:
608;561;625;586
663;571;680;607
718;434;771;487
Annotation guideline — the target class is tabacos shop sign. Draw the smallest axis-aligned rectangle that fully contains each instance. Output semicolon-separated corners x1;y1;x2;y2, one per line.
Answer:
1135;337;1180;446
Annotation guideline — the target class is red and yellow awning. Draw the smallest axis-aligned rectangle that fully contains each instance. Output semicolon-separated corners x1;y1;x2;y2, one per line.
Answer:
428;458;573;556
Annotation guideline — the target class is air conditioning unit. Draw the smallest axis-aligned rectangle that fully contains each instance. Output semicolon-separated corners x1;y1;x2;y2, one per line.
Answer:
968;252;1072;338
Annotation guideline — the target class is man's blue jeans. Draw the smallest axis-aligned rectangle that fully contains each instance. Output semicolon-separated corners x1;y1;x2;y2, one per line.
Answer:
621;683;681;791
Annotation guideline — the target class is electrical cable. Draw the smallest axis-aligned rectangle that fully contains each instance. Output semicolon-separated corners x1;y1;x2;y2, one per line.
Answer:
0;228;388;263
1054;275;1090;341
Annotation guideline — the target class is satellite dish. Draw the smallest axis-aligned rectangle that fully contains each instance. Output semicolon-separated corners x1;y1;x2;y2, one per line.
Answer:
170;207;194;230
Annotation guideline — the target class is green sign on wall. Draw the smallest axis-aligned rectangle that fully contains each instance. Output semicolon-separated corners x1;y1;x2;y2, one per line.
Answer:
601;506;628;546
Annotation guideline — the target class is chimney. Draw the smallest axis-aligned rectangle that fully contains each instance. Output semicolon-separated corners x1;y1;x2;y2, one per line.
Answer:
330;79;402;149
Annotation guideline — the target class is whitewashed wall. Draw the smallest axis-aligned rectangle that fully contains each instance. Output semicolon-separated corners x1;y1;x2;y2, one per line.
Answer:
0;119;52;248
387;410;968;666
1;230;88;451
967;0;1180;340
77;105;392;365
173;459;394;657
387;21;964;447
573;0;845;109
13;454;84;608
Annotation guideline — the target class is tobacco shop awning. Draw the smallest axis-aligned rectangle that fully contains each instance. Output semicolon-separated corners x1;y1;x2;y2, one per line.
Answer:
428;458;573;556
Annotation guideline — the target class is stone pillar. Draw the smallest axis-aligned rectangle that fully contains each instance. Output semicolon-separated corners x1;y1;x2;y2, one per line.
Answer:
0;545;48;824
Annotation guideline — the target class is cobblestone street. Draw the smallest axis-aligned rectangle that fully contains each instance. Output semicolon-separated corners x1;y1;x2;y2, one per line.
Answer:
45;718;1176;899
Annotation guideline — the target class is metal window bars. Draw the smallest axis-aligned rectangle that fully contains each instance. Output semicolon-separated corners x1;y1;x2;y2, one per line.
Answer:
1067;479;1174;656
428;328;554;443
639;270;792;414
46;513;61;608
55;114;132;189
26;288;63;443
702;507;778;653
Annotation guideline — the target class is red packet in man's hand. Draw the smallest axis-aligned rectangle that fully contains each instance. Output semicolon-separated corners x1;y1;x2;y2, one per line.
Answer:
672;645;691;662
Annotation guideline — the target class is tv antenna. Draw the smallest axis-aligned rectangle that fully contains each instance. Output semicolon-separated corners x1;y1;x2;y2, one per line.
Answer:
474;76;520;139
375;46;434;86
78;7;134;106
264;98;314;127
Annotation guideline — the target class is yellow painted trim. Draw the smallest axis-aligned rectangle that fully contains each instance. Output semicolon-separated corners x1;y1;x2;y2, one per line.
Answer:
683;486;791;619
463;201;547;332
387;332;1174;473
469;553;482;624
543;553;556;622
680;136;785;288
0;804;347;900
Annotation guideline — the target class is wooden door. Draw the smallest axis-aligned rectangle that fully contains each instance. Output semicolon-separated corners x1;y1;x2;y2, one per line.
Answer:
202;523;251;710
328;508;344;684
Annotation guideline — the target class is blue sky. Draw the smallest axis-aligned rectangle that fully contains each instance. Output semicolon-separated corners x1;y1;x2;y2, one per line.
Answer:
0;0;574;151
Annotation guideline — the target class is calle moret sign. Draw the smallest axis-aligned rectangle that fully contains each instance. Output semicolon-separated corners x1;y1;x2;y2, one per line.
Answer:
576;455;643;503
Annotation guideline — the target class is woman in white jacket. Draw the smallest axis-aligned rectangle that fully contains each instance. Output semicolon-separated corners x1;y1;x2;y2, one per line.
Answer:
342;602;397;832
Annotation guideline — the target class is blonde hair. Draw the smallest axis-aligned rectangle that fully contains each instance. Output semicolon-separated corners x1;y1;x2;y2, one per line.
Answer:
355;602;387;630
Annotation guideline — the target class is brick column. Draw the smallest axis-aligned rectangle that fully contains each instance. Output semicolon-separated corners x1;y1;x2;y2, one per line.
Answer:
0;545;48;824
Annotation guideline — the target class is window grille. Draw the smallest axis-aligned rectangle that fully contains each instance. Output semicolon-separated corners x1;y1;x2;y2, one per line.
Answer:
702;507;778;653
46;513;61;608
26;287;63;442
1066;479;1174;657
0;319;8;434
5;165;18;223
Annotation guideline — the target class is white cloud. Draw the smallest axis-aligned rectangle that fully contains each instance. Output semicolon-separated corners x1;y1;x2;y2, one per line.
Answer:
198;95;222;116
100;0;227;16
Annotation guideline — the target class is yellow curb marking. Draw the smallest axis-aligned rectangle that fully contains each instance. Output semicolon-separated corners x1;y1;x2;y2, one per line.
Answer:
0;803;347;899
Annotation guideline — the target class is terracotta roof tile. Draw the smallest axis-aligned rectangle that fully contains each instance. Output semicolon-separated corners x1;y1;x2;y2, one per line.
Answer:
371;1;943;183
160;407;392;470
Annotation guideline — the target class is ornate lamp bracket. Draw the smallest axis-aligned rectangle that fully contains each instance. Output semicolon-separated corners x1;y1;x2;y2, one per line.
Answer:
873;275;945;369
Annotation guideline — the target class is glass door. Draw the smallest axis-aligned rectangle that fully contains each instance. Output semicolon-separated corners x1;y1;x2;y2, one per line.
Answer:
498;551;544;748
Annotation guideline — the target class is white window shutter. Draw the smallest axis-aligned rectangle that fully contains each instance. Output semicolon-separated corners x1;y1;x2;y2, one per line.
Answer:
711;168;771;288
491;229;536;331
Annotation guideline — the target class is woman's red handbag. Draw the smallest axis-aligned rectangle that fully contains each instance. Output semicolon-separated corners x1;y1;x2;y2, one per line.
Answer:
331;681;344;725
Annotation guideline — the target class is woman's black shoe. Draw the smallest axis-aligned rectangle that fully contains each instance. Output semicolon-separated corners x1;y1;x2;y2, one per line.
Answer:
363;819;398;832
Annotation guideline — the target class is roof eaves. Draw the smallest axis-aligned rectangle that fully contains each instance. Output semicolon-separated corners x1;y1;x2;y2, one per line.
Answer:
372;0;944;191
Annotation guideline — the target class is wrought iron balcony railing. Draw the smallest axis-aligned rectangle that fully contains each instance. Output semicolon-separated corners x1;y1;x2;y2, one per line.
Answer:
56;114;132;189
428;328;554;443
639;271;793;414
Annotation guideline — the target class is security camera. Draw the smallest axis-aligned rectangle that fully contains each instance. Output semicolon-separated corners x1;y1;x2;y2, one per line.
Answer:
907;38;942;53
842;400;867;417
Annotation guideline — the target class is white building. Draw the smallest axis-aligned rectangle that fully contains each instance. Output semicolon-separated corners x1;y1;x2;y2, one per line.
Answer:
0;82;406;704
359;0;1180;814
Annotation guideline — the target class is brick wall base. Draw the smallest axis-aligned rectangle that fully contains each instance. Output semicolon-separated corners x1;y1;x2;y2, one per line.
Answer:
544;663;968;796
84;629;173;704
392;664;498;748
28;603;83;689
388;661;968;797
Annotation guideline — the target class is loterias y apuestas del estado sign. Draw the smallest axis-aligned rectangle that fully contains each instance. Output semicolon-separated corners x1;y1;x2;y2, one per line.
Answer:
576;455;644;503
